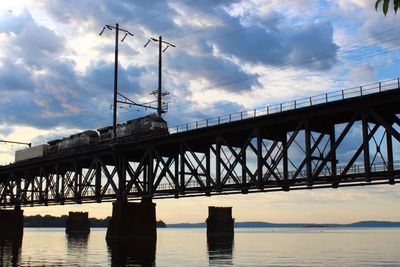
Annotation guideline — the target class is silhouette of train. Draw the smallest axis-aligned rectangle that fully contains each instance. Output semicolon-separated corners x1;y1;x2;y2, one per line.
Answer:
15;114;168;162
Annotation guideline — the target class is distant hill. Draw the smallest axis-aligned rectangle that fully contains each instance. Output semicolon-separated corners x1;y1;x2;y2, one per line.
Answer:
167;221;400;228
329;221;400;228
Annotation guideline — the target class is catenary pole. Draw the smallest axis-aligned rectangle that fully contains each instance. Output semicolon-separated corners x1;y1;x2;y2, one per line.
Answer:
158;36;162;116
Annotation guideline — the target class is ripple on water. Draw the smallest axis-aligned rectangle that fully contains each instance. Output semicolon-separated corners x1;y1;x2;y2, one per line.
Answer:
0;227;398;266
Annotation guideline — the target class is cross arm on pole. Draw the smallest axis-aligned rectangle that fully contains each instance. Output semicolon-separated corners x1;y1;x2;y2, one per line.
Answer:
0;140;31;147
116;92;158;111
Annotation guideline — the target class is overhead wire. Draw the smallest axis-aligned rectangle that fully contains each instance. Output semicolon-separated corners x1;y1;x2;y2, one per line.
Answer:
0;0;386;96
192;27;400;92
0;0;202;92
0;0;306;97
161;0;296;40
78;16;400;126
1;1;399;133
1;28;398;130
166;49;400;120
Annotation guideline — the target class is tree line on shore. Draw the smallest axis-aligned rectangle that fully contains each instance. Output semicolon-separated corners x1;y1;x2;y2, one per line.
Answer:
24;215;166;228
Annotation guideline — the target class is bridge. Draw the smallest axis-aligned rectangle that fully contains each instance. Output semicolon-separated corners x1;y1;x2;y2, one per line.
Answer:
0;78;399;239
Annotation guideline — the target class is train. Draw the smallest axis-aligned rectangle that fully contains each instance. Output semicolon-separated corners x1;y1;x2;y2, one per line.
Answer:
14;114;169;162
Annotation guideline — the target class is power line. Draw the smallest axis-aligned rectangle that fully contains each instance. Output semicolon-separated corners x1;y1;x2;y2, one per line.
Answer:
194;27;400;92
118;0;199;28
164;0;298;41
0;1;382;99
0;29;393;124
171;4;317;48
0;0;290;94
0;4;399;128
0;25;397;117
0;0;200;94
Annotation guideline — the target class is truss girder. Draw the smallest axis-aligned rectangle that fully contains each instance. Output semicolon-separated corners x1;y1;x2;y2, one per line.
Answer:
0;105;399;207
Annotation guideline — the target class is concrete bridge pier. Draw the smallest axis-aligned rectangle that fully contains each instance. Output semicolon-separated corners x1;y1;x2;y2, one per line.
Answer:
66;212;90;235
0;208;24;239
206;206;234;237
106;198;156;240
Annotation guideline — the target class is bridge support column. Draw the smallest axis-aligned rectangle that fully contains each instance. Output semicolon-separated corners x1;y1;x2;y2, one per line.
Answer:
206;206;234;236
66;212;90;235
106;198;156;240
0;208;24;239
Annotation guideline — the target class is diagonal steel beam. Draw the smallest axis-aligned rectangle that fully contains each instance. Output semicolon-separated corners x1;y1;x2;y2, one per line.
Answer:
366;108;400;142
263;121;303;182
98;157;118;195
182;152;207;188
219;134;255;186
124;149;149;195
314;111;360;177
183;142;210;184
340;124;379;175
249;141;279;183
292;133;325;179
152;151;176;191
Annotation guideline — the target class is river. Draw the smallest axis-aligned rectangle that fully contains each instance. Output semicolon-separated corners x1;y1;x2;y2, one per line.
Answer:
1;228;399;266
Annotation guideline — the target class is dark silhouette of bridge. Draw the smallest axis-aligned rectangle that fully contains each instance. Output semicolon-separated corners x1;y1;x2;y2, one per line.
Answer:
0;78;399;208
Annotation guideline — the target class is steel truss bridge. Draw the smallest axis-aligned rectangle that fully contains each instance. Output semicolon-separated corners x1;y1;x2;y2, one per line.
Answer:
1;78;400;207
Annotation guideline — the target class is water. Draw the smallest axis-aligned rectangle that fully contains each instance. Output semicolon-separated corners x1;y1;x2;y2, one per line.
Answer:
1;228;400;266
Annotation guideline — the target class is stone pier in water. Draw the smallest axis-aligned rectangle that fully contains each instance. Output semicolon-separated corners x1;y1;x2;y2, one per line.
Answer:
206;206;234;236
106;198;156;240
0;208;24;239
65;212;90;235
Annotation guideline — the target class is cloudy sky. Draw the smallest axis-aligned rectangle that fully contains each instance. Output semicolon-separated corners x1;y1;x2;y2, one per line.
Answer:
0;0;399;223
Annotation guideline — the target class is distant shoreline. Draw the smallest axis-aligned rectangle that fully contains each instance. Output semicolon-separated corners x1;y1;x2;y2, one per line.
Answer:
23;215;400;228
166;221;400;228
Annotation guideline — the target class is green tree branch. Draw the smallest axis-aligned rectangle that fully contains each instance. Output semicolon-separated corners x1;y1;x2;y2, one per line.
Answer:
375;0;400;15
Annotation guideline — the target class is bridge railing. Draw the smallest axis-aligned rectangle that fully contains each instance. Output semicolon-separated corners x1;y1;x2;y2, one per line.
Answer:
169;78;400;134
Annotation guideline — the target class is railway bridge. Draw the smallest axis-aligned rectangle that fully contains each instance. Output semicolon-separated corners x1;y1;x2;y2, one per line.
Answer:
1;78;399;239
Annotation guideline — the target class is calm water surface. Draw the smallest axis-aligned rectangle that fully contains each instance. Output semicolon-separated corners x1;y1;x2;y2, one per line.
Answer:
1;228;399;266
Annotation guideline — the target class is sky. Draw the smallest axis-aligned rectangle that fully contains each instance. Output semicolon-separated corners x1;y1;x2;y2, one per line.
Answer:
0;0;399;224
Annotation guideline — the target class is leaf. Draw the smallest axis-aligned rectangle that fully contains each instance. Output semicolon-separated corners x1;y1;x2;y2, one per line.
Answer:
395;0;400;13
383;0;390;15
375;0;383;10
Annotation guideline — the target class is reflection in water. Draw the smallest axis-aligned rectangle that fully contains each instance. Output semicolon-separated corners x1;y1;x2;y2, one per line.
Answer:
66;233;89;265
207;234;234;266
0;237;22;267
67;233;89;250
107;239;156;267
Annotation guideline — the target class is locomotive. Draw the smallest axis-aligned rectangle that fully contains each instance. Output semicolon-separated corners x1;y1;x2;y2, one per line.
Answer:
15;114;168;162
98;114;168;140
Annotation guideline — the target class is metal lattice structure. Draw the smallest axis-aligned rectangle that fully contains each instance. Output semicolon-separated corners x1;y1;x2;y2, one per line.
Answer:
1;79;400;207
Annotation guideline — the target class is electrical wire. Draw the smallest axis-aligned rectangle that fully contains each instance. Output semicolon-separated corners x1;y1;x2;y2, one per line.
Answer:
0;1;400;134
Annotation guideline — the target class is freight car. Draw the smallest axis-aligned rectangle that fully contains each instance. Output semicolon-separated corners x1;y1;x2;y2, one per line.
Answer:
14;114;169;162
15;144;49;162
47;130;98;152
